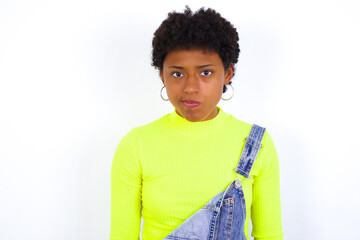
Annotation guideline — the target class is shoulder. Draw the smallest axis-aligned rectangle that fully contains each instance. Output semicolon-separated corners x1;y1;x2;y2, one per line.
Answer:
229;115;274;149
230;116;252;130
113;114;169;156
133;113;170;136
118;113;170;143
224;112;254;138
226;115;278;175
227;115;277;155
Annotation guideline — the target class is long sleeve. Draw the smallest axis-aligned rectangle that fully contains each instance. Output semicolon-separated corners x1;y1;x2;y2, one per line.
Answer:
110;129;142;240
251;131;284;240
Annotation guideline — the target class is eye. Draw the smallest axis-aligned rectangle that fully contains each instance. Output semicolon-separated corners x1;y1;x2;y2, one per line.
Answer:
172;72;183;78
200;70;212;76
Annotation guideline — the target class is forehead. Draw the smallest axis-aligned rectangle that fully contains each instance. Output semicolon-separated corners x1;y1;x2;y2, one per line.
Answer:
163;49;223;67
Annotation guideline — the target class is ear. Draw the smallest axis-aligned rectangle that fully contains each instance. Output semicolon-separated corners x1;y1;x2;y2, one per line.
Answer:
160;69;165;85
224;63;234;85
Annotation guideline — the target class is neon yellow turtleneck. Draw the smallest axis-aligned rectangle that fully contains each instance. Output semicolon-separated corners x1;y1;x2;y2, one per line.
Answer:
110;107;283;240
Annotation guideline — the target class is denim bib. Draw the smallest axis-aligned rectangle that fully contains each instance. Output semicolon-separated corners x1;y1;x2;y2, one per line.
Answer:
163;124;266;240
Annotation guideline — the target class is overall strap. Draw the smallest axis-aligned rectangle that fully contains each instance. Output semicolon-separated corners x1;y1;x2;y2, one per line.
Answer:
234;124;266;178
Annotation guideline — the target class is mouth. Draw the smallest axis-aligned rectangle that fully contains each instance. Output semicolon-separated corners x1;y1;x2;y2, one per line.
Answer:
181;99;201;108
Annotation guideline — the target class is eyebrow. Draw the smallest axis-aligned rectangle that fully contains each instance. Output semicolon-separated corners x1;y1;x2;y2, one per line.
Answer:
168;64;215;69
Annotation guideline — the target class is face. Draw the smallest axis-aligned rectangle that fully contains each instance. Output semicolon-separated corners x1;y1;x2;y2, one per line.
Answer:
160;49;234;122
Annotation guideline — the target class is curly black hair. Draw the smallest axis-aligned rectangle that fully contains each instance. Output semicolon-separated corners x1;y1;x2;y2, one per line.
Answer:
151;6;240;93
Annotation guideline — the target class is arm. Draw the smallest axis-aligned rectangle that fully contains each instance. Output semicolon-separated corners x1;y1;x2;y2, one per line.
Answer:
110;129;142;240
251;131;284;240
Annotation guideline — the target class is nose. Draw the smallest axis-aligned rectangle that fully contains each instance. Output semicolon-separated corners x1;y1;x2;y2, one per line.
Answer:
184;74;199;94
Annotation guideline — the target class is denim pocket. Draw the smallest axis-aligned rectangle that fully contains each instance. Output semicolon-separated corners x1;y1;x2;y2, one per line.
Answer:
216;197;234;239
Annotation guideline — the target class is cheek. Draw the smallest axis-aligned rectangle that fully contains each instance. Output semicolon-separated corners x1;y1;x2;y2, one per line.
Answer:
205;82;224;97
165;85;181;103
211;84;225;102
165;85;177;96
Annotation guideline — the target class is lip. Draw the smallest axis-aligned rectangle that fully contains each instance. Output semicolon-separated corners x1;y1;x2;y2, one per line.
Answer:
181;99;201;108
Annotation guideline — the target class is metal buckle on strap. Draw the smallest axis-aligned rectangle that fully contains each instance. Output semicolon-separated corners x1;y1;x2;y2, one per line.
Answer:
233;168;249;182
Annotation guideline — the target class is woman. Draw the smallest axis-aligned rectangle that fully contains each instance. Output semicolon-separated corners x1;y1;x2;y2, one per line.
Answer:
110;6;283;240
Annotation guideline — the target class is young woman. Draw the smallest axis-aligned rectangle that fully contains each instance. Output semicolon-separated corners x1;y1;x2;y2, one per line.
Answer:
110;6;283;240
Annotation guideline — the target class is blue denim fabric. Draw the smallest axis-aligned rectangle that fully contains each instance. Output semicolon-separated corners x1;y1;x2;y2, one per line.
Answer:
163;124;266;240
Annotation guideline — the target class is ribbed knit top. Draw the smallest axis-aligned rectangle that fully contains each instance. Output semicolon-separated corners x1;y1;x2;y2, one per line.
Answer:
110;107;283;240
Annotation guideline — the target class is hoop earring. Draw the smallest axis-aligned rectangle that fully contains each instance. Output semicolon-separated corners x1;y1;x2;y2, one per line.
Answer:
221;84;234;101
160;86;169;101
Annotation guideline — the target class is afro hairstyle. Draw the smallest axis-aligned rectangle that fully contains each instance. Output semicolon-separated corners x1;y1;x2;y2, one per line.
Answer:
151;6;240;93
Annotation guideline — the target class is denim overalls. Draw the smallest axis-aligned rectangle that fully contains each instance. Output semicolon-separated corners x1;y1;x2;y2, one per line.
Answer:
163;124;266;240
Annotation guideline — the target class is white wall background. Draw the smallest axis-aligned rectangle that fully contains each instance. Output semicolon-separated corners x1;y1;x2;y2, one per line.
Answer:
1;0;359;239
